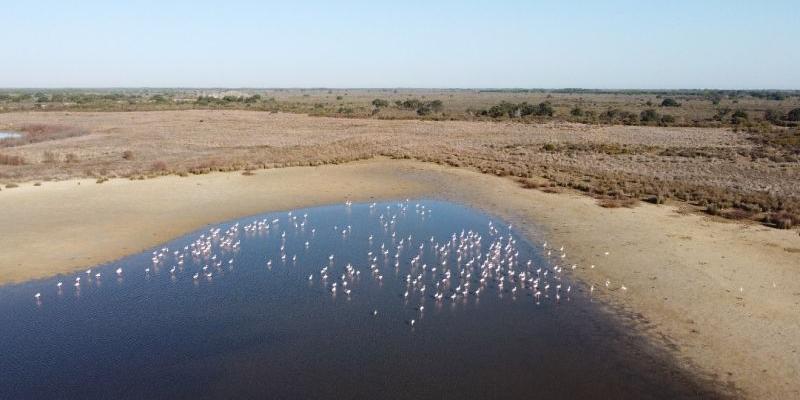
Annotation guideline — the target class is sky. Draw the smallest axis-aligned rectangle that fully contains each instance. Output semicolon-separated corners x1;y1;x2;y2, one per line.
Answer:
1;0;798;89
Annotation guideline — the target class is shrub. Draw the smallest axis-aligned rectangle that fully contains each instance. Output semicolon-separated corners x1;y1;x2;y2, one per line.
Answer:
764;109;785;123
660;114;676;124
481;101;553;119
65;153;80;163
570;107;584;116
661;98;681;107
122;150;135;160
243;94;261;104
150;94;168;103
639;109;660;124
151;160;168;171
731;110;749;124
765;211;799;229
371;99;389;108
787;108;800;122
599;109;639;124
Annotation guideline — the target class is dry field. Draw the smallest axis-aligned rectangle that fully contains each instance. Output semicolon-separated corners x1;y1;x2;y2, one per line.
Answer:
1;109;798;228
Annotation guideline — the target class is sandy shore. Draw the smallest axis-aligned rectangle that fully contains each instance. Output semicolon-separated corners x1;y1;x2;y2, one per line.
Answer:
1;159;798;398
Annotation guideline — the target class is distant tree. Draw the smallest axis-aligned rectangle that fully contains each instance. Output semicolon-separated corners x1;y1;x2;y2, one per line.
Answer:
244;94;262;104
401;99;423;110
483;101;516;118
482;101;553;119
371;99;389;108
535;102;554;117
660;98;680;107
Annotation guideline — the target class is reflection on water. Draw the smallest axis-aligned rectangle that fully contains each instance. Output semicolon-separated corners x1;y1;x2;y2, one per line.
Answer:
0;200;721;399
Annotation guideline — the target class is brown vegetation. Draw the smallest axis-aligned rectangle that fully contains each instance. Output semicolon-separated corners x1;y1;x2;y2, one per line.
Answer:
0;110;797;229
0;153;25;165
3;89;800;130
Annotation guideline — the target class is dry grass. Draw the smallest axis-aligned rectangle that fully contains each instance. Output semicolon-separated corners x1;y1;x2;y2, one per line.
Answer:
0;153;25;165
598;197;640;208
0;109;797;228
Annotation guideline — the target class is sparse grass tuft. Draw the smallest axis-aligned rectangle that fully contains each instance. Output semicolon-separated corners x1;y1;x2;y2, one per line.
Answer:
0;153;26;165
598;197;639;208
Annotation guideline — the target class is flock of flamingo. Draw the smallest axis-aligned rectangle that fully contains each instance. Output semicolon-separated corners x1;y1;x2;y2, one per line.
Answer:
31;199;619;327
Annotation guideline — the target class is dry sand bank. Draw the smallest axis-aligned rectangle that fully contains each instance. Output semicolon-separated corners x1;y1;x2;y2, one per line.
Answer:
1;159;798;399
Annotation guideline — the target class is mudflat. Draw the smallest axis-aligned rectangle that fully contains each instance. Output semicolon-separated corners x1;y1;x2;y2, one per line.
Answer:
1;158;798;399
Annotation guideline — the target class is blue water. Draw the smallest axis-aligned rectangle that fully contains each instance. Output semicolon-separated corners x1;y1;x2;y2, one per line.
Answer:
0;200;721;399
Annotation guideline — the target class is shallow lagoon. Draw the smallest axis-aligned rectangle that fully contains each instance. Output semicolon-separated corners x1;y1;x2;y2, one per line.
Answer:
0;200;717;399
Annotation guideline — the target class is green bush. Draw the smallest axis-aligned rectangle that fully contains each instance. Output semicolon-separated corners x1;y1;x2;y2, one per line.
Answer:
661;98;681;107
640;109;660;123
787;108;800;122
481;101;553;118
731;110;749;124
764;109;785;122
244;94;261;104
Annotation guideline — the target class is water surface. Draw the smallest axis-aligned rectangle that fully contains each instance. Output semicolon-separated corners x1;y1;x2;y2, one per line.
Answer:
0;200;722;399
0;131;22;140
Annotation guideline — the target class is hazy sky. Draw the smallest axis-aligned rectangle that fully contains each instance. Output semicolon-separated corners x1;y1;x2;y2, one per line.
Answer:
2;0;798;89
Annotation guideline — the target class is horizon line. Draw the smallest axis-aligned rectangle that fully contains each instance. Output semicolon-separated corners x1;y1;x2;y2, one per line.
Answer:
2;87;799;92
